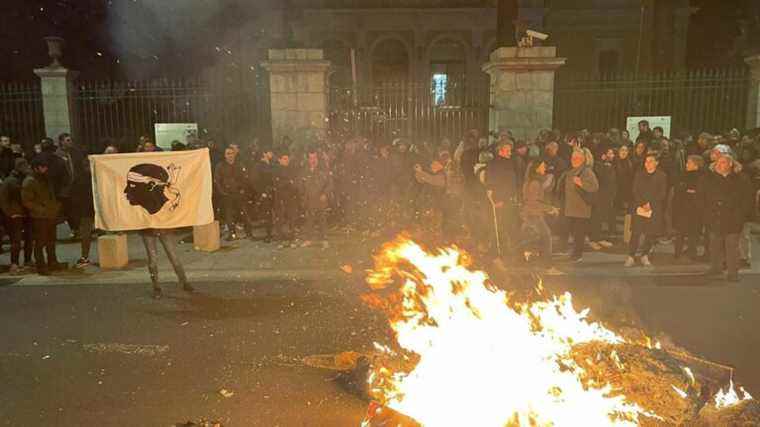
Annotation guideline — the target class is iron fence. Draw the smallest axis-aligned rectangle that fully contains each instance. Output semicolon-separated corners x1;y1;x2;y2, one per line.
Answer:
328;79;489;144
0;81;45;150
76;74;269;153
554;67;751;135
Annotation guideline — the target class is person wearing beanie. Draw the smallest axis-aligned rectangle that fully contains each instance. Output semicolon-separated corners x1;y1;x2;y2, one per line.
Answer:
0;158;34;272
21;157;65;275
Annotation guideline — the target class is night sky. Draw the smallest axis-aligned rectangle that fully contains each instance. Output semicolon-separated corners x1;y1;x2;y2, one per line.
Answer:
0;0;757;81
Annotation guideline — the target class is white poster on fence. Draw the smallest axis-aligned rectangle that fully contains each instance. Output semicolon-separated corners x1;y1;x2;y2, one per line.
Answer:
626;116;671;142
154;123;198;150
90;148;213;231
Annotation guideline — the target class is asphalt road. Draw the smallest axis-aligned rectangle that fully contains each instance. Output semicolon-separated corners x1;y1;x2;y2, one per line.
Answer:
1;269;758;426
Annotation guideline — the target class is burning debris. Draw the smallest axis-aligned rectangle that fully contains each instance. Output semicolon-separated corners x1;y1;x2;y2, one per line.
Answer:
340;237;758;427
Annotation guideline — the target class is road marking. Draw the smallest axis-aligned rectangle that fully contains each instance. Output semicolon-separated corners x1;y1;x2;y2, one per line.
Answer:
83;343;169;356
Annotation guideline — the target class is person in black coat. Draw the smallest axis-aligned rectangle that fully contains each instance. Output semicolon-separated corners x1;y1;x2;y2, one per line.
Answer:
615;144;635;210
590;146;618;247
626;154;667;267
672;155;705;260
701;155;754;281
485;140;521;255
71;157;95;267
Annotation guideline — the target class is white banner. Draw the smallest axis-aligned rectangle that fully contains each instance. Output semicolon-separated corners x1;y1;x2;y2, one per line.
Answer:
626;116;671;142
91;149;213;231
154;123;198;150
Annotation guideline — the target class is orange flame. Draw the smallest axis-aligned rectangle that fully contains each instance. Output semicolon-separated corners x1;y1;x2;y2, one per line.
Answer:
363;238;659;426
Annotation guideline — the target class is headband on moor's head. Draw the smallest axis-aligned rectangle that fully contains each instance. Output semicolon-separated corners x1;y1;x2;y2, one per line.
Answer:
126;163;181;211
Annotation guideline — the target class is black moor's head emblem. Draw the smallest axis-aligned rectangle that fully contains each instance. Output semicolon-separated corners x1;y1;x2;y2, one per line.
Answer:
124;163;181;215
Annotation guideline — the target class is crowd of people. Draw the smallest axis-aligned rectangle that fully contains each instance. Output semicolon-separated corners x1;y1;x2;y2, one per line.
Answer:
1;119;760;284
208;120;760;282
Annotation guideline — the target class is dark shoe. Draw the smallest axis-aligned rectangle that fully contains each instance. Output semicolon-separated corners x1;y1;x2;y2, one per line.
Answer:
75;257;91;268
152;288;163;299
37;268;50;276
181;281;195;293
739;259;751;270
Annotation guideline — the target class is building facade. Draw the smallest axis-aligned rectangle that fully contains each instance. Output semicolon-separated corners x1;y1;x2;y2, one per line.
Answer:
249;0;690;88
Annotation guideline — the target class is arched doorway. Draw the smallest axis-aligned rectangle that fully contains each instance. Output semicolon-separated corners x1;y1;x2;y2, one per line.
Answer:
428;37;467;105
370;38;410;84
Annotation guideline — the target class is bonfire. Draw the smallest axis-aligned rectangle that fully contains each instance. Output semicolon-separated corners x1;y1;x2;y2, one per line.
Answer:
353;237;757;427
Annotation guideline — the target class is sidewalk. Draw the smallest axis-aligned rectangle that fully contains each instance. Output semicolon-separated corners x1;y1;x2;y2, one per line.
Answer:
1;225;759;287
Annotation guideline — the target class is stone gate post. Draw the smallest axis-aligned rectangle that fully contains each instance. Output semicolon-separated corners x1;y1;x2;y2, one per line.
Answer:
34;37;80;141
482;47;566;142
262;49;331;146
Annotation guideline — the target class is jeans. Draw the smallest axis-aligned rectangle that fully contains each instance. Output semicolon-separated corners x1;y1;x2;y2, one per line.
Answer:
32;218;58;271
140;229;187;288
523;214;553;266
674;230;700;258
564;216;589;259
304;208;327;241
629;217;656;257
7;216;33;265
590;199;616;241
710;232;740;278
221;193;254;232
80;216;94;259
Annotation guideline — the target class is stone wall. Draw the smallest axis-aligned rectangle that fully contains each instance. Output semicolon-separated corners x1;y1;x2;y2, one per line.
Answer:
483;47;565;141
263;49;330;147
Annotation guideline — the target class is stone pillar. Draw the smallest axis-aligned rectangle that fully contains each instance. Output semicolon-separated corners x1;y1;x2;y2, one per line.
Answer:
482;46;566;142
262;49;330;147
33;66;80;141
745;55;760;129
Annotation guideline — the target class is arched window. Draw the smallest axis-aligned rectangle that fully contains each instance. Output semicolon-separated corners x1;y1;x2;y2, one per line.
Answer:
429;38;466;105
371;38;410;84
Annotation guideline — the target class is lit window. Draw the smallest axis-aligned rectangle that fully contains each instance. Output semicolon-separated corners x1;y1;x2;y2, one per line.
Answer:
433;73;448;105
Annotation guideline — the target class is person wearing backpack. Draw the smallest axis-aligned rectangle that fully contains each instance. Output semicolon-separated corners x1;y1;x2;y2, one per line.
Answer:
626;153;667;267
557;148;599;262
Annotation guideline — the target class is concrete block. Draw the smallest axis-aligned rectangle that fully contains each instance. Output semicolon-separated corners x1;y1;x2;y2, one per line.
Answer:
193;221;220;252
268;49;286;60
297;93;326;112
270;74;287;93
98;234;129;269
515;72;534;90
306;73;326;92
305;49;324;60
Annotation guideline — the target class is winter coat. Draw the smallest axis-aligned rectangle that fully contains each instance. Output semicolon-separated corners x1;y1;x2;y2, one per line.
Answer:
632;169;668;235
0;147;16;178
214;161;247;195
672;170;704;234
0;170;27;217
21;173;61;219
299;165;333;211
594;160;617;206
485;156;520;204
273;164;300;204
522;175;555;218
701;171;753;235
250;160;275;196
35;151;69;198
70;168;95;219
614;157;635;207
559;166;599;219
56;146;87;199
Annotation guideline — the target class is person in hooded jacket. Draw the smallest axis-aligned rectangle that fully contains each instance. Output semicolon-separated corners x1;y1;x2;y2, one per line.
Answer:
672;155;705;260
701;154;753;281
